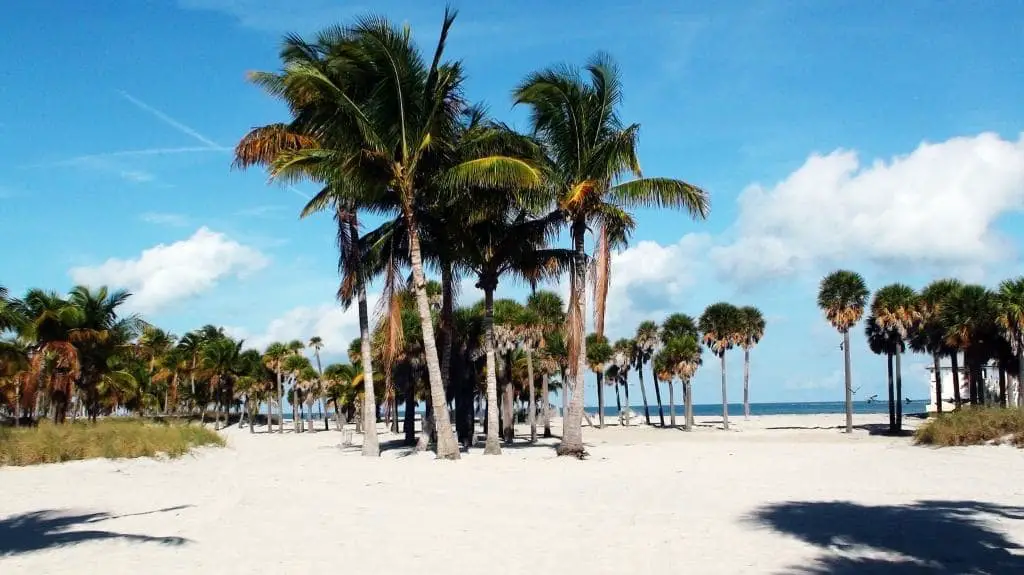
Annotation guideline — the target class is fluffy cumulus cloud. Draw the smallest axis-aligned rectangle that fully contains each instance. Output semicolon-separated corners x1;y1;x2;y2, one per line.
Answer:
69;227;268;313
227;295;381;357
711;132;1024;284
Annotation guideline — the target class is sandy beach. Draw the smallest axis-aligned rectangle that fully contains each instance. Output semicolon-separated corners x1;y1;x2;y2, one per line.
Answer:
2;413;1023;574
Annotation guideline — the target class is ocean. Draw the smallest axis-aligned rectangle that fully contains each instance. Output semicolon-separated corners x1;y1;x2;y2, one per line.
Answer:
584;400;927;417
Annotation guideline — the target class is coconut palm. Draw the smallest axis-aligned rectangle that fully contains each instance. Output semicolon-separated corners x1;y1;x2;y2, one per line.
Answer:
515;54;710;456
914;279;964;413
817;270;869;433
736;306;765;420
870;284;919;433
585;333;613;428
994;277;1024;408
633;321;661;426
526;290;566;437
699;303;741;431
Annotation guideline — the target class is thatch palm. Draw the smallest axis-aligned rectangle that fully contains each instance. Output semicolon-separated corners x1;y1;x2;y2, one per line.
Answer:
515;54;710;456
262;342;288;433
526;290;566;437
699;303;741;431
942;284;996;406
666;334;702;430
585;333;613;428
870;284;919;433
817;270;869;433
632;321;661;426
865;314;904;432
736;306;765;420
995;277;1024;408
914;279;963;413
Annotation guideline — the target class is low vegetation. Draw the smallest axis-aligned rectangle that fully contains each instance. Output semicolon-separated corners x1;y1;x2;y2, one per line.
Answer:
915;408;1024;447
0;418;224;466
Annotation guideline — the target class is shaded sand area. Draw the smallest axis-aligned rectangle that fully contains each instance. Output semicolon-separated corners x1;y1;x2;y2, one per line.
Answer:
3;413;1024;574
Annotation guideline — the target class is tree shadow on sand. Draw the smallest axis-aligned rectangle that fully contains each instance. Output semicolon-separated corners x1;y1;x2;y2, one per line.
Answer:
0;506;192;556
746;500;1024;573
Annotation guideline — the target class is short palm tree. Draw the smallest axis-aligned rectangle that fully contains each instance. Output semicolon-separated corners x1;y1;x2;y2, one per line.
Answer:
736;306;765;420
611;338;634;424
515;54;710;456
585;333;613;428
870;284;919;433
699;303;742;430
995;277;1024;408
633;321;661;426
817;270;869;433
943;284;996;406
669;335;703;430
262;342;288;433
526;290;566;437
914;279;963;413
865;313;904;432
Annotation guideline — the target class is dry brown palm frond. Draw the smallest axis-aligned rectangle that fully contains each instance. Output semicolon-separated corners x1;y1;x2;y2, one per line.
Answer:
374;251;406;378
232;124;319;170
565;285;583;379
592;223;611;337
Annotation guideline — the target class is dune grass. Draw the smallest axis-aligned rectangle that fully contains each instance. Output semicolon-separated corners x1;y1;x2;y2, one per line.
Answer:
0;418;225;466
914;407;1024;447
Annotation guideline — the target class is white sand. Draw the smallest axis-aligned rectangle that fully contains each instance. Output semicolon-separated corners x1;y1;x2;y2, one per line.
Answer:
3;413;1024;574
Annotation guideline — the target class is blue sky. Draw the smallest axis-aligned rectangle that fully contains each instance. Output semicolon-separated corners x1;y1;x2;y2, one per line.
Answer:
2;1;1023;408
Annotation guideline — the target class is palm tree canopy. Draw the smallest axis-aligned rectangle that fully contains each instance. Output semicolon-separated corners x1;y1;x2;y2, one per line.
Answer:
942;284;996;350
698;303;742;357
661;334;702;380
661;313;698;342
585;332;613;371
870;283;920;339
995;277;1024;351
913;278;964;355
633;320;659;359
737;306;766;349
864;313;905;355
817;269;869;332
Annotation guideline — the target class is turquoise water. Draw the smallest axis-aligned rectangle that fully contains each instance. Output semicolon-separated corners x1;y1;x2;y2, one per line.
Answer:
585;400;927;417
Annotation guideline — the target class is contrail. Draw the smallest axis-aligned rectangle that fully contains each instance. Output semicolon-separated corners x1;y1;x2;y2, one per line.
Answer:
24;147;228;168
119;91;223;149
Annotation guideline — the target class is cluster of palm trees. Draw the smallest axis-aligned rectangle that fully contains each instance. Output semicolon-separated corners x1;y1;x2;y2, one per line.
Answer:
818;270;1024;434
231;9;710;459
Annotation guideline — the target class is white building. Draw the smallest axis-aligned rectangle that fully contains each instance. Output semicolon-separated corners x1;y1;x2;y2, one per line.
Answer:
925;362;1021;413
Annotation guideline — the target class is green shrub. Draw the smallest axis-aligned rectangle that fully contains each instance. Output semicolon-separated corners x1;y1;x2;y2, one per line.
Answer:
914;407;1024;447
0;418;224;466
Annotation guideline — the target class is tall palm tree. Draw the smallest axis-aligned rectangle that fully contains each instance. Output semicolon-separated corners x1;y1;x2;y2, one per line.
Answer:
699;303;742;431
308;336;326;428
817;270;869;433
585;333;613;428
526;290;565;437
736;306;765;420
915;279;963;413
651;349;675;427
515;54;710;456
865;313;904;431
633;321;661;426
943;284;997;407
870;284;919;433
994;277;1024;408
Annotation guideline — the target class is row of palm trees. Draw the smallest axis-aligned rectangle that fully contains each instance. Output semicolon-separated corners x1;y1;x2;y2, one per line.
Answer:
231;9;711;459
818;270;1024;433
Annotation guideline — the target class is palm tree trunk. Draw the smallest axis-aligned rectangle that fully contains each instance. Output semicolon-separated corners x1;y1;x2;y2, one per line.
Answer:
596;371;605;428
355;279;380;455
14;384;20;427
403;362;416;445
526;346;536;443
685;379;694;430
843;329;853;433
653;372;666;427
405;215;459;459
1017;346;1024;408
502;353;515;444
668;380;676;427
557;221;588;457
720;353;730;431
743;348;751;420
933;353;943;414
440;262;454;397
542;373;552;437
249;402;256;434
623;375;630;426
894;347;904;433
560;367;568;421
482;288;502;455
885;353;895;431
276;368;284;433
614;381;622;415
951;352;962;409
999;364;1007;408
638;364;651;426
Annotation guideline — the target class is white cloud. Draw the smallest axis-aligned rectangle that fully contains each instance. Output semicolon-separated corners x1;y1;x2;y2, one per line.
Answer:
140;212;189;227
227;295;380;356
119;169;156;183
711;132;1024;284
69;227;268;313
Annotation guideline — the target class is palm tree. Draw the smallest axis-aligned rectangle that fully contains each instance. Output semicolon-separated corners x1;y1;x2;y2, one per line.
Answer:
262;342;288;433
866;313;904;432
526;290;566;437
612;338;633;424
943;284;997;407
201;336;243;430
817;270;869;433
666;334;703;430
870;284;919;433
633;321;661;426
515;307;543;442
994;278;1024;407
515;54;710;456
651;350;675;427
585;333;613;428
699;303;741;431
915;279;964;413
308;336;326;429
736;306;765;420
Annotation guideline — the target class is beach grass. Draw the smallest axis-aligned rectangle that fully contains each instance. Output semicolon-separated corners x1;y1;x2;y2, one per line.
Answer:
914;407;1024;447
0;418;225;466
